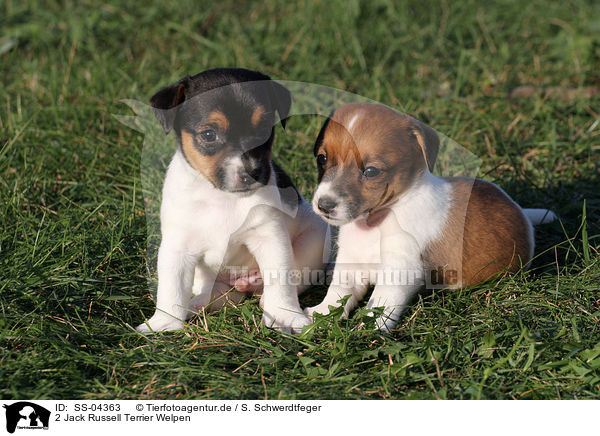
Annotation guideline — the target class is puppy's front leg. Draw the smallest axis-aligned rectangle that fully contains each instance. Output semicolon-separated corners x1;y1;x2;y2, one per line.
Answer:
245;221;310;334
304;263;369;319
366;281;421;334
137;244;196;333
367;215;424;333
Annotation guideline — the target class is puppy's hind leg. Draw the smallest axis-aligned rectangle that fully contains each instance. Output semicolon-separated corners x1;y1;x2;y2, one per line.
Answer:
190;265;247;313
190;284;247;313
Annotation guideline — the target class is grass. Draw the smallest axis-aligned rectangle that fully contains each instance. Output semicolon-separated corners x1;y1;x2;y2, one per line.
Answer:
1;0;599;400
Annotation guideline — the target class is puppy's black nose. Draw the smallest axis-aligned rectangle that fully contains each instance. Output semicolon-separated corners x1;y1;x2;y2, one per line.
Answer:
317;197;337;214
239;164;268;186
238;168;258;186
240;173;254;185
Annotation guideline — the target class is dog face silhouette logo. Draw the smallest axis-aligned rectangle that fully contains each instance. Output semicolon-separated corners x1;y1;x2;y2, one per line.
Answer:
3;402;50;433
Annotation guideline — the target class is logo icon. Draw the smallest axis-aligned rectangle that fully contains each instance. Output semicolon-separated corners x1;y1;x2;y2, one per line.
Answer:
3;402;50;434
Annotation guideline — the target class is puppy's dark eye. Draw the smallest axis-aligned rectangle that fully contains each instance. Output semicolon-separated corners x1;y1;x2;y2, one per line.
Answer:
199;129;218;142
363;166;381;179
316;153;327;167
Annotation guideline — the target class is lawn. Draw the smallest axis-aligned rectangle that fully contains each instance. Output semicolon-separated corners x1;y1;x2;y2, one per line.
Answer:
1;0;599;399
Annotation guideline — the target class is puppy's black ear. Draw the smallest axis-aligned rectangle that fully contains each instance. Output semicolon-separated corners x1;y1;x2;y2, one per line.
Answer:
149;76;190;134
268;81;292;129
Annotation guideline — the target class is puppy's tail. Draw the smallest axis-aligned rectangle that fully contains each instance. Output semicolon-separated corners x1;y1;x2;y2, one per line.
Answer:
522;208;557;225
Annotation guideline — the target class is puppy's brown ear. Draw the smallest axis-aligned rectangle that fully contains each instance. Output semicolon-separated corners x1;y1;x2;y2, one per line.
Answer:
411;118;439;172
149;76;190;134
268;81;292;129
313;114;332;156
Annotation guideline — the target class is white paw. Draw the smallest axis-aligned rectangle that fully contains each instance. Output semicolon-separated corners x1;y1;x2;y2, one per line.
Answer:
304;303;333;318
262;309;311;334
372;313;397;334
136;313;184;334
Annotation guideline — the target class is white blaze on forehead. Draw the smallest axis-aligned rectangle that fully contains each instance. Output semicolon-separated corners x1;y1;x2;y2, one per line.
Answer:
347;112;361;131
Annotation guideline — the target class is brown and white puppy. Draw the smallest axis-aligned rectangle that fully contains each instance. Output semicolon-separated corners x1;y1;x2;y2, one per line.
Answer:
137;68;330;334
306;102;556;332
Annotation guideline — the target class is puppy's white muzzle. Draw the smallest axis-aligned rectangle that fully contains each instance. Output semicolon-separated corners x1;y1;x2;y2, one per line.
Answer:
312;181;349;225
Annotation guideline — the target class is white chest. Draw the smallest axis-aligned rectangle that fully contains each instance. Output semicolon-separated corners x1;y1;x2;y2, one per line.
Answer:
163;195;259;264
336;173;451;270
337;224;383;265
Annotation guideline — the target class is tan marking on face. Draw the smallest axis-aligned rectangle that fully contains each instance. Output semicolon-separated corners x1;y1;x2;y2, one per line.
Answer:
423;178;532;288
251;105;265;127
317;103;436;221
181;130;221;186
207;110;229;131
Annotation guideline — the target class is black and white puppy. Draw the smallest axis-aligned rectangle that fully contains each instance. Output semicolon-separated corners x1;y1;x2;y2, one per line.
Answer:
137;68;330;334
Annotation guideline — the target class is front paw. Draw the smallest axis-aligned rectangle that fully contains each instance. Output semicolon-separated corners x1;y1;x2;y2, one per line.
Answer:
304;303;332;318
262;309;311;334
136;313;184;334
373;314;397;334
